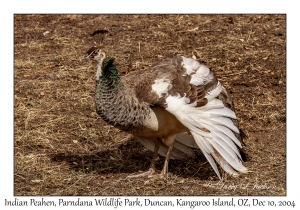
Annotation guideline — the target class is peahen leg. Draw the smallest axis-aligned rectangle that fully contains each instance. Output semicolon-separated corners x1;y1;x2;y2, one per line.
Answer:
144;139;175;184
144;143;174;183
127;138;160;178
160;143;174;178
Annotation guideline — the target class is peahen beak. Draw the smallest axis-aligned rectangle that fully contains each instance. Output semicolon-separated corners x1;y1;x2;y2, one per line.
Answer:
82;53;89;60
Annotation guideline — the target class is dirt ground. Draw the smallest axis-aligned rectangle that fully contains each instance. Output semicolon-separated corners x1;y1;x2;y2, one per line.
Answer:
14;14;286;196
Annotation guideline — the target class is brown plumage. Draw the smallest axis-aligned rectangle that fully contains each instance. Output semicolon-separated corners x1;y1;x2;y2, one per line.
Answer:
82;36;247;182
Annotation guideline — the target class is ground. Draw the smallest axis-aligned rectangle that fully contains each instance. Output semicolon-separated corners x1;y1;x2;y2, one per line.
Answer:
14;14;286;196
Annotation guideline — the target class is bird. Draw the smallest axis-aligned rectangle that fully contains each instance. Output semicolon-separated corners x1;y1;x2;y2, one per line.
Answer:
82;30;248;182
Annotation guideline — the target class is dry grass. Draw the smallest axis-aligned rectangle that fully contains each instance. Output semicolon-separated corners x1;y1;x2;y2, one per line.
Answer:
14;14;286;196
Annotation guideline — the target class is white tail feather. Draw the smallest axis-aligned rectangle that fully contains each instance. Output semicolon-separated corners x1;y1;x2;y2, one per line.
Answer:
211;137;240;161
210;117;240;133
210;138;246;172
213;125;242;148
212;132;241;159
207;107;236;119
165;92;247;178
199;98;224;110
194;137;222;179
205;82;222;101
217;158;239;177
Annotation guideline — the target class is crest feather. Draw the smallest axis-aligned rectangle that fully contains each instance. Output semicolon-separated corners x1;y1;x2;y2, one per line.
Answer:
91;29;109;46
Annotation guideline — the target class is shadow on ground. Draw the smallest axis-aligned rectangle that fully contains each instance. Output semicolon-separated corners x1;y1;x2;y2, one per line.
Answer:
50;138;215;180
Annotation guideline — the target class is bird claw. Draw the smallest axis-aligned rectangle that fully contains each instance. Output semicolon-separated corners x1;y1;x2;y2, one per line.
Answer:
144;173;167;185
126;168;158;179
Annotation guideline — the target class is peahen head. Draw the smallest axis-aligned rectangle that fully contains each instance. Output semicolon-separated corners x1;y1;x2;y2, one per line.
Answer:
82;45;106;64
82;45;107;80
82;45;119;82
82;29;112;81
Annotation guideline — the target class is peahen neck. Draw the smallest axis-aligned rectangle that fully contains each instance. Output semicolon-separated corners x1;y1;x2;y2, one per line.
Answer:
94;56;150;132
99;56;121;86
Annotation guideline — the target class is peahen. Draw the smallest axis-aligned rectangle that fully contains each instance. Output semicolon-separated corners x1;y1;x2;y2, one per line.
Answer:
82;30;247;181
